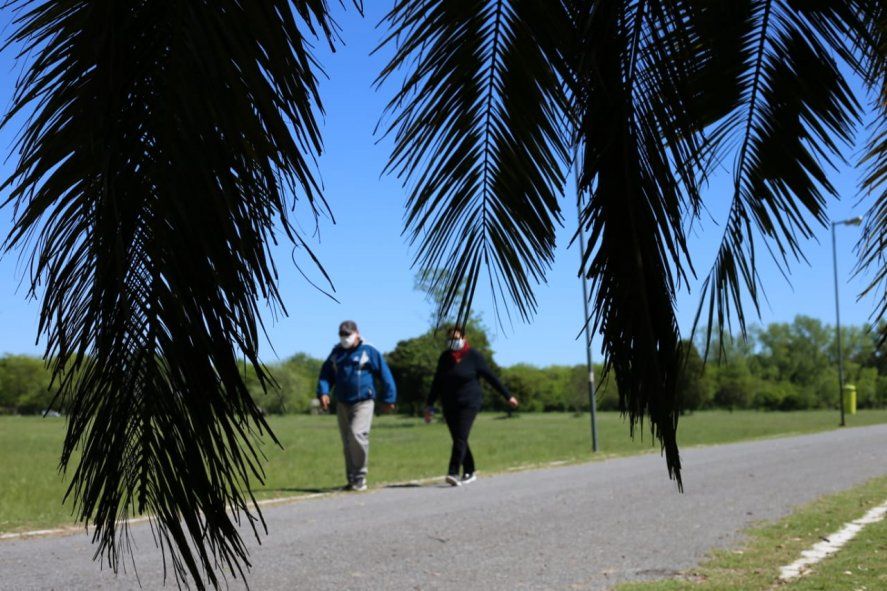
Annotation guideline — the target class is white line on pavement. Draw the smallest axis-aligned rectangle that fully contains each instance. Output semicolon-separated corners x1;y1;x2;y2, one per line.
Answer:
778;499;887;580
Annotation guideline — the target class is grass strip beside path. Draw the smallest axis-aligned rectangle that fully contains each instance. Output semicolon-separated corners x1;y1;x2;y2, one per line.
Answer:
1;410;886;534
616;475;887;591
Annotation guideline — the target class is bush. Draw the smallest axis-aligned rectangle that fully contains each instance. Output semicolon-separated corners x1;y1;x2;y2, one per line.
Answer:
386;332;442;415
851;367;879;409
0;356;55;415
776;383;808;411
677;340;712;412
753;382;786;411
594;374;620;411
713;363;754;410
876;376;887;408
243;353;323;414
500;365;545;412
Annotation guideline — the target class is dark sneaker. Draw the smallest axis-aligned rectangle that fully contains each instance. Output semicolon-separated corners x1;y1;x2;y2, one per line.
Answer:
445;474;461;487
461;473;477;484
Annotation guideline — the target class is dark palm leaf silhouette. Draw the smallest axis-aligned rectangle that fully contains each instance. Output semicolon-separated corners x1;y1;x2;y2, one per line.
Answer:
564;0;713;488
1;0;885;588
380;0;885;488
857;116;886;330
855;2;886;333
1;1;355;588
377;0;571;326
857;93;886;331
695;1;873;353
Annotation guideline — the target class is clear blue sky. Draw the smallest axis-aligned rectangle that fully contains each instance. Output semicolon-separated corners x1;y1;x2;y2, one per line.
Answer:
0;4;881;367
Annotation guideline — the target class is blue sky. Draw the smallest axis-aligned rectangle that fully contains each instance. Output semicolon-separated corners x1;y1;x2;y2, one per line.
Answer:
0;4;881;367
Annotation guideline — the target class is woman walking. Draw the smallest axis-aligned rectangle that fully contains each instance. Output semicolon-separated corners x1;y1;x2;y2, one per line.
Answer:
424;326;518;486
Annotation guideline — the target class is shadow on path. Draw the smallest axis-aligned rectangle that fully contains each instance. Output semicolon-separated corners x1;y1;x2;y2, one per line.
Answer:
262;486;344;495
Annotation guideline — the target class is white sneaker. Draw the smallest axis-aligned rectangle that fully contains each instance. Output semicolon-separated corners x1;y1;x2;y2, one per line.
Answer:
349;481;367;492
461;473;477;484
445;474;461;487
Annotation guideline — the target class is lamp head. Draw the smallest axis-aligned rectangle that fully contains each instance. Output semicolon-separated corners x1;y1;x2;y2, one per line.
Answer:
834;216;863;227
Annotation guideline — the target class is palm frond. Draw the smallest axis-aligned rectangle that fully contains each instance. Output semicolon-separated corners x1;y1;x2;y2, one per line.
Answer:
377;0;571;328
566;0;717;489
696;0;865;356
855;104;886;330
1;1;345;588
855;3;886;331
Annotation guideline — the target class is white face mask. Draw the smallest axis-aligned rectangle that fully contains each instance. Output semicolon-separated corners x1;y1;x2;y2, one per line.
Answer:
448;338;464;351
340;334;357;348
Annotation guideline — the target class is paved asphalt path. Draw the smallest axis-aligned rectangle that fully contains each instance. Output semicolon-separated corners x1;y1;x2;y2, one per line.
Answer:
2;424;886;590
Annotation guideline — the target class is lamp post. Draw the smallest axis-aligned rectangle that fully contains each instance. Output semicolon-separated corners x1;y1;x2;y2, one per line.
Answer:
831;216;863;427
577;187;599;452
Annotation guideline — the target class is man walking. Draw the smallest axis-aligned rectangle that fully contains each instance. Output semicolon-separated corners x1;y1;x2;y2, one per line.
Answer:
317;320;397;491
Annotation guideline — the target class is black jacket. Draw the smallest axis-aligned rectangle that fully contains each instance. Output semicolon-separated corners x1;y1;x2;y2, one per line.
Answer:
426;348;510;410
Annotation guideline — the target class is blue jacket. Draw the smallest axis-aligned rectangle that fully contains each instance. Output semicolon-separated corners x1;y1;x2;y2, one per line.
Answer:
316;341;397;404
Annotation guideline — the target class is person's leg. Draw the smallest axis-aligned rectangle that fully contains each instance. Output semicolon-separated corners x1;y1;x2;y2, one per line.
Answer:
347;399;375;485
336;401;355;484
444;406;471;477
462;444;475;476
461;408;479;476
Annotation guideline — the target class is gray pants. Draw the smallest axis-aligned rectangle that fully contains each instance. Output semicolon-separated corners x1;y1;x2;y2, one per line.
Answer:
336;399;374;484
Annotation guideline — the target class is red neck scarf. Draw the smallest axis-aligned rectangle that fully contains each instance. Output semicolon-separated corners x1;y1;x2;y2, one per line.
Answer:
450;339;470;363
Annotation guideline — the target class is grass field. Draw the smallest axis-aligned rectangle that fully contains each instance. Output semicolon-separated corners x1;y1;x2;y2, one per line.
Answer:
1;409;886;534
616;474;887;591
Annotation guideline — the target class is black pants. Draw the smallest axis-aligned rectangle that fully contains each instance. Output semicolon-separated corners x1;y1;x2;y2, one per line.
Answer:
444;405;478;476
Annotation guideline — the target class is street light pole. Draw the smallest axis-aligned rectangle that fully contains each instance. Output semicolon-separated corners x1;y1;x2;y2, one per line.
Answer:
831;216;863;427
577;187;599;452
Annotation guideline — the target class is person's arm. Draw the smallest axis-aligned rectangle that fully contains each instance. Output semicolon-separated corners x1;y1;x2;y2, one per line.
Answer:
316;350;336;410
372;347;397;406
475;351;518;407
426;353;446;408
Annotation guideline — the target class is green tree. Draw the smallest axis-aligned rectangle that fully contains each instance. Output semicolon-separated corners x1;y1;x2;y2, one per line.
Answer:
245;360;317;415
877;376;887;408
0;355;54;414
849;366;880;409
2;1;884;586
676;341;711;413
499;363;606;413
594;377;621;412
276;353;324;414
567;365;591;414
860;322;887;375
385;331;440;415
809;367;841;410
500;364;545;412
753;317;831;387
753;381;785;411
713;361;754;411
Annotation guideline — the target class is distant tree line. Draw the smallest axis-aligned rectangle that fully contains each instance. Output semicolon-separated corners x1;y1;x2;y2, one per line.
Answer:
2;316;884;416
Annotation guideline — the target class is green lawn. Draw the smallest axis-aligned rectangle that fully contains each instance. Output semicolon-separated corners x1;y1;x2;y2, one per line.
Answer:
616;475;887;591
1;409;886;534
